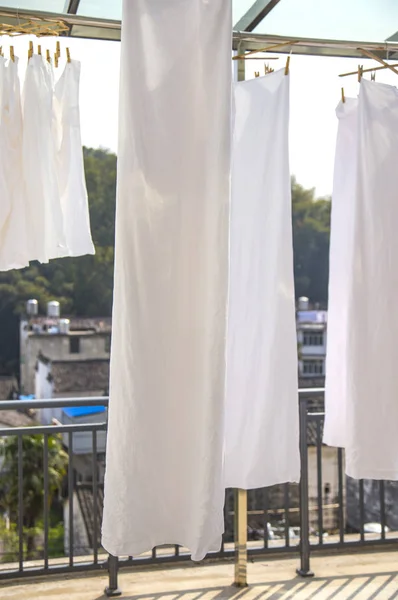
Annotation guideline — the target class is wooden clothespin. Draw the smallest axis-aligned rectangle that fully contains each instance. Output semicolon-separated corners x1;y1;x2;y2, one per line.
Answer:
56;40;60;58
46;49;51;63
371;70;376;81
358;64;363;82
285;55;290;76
66;47;71;63
54;52;59;68
28;40;33;60
0;47;3;58
38;44;42;56
10;46;15;62
254;71;260;78
341;87;345;103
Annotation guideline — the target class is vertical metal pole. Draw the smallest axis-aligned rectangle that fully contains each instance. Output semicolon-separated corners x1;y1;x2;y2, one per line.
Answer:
17;434;23;573
43;434;49;570
234;488;248;587
68;432;74;568
233;43;248;590
296;398;314;577
105;554;122;597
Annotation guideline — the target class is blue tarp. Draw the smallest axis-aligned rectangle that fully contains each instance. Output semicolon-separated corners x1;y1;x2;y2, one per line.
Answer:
63;406;106;418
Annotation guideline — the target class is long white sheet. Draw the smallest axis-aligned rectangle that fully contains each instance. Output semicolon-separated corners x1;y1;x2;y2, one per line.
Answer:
102;0;232;561
323;98;358;449
224;70;300;490
344;79;398;480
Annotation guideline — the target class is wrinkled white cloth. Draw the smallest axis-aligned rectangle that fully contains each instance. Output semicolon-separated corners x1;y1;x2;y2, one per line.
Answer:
54;60;94;257
0;57;10;235
22;54;66;263
344;79;398;480
102;0;232;561
323;97;358;449
224;70;300;490
0;58;28;270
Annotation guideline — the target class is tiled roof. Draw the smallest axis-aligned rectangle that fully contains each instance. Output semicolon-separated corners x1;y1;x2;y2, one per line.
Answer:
0;409;36;428
52;360;110;394
26;316;112;333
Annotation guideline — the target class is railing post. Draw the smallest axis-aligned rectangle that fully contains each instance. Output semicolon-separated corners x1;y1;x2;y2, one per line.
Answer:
296;397;314;578
105;554;122;597
234;488;248;587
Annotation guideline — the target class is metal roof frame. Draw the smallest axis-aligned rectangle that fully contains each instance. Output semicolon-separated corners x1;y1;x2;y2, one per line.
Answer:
0;4;397;61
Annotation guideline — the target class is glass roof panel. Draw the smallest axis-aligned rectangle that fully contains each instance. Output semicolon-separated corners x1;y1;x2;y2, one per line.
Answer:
0;1;67;11
254;0;398;43
76;0;122;20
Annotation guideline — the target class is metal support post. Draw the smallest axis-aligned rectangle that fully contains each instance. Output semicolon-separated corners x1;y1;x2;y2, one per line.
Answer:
234;488;248;587
105;554;122;597
296;398;314;578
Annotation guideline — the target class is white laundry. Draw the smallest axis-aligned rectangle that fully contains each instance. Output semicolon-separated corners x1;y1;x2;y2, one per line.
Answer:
54;60;94;257
343;79;398;480
224;70;300;490
323;97;358;449
102;0;232;562
0;57;28;271
0;57;11;235
22;54;66;263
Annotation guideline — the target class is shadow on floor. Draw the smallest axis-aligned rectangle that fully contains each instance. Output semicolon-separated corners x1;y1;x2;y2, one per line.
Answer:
93;571;398;600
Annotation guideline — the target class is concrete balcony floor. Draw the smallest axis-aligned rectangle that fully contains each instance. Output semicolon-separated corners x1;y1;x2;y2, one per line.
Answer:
2;550;398;600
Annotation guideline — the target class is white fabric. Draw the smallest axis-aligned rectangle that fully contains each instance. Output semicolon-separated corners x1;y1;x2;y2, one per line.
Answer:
0;58;28;271
344;79;398;479
323;98;358;449
54;60;94;257
102;0;232;561
224;70;300;490
0;58;11;234
22;54;67;263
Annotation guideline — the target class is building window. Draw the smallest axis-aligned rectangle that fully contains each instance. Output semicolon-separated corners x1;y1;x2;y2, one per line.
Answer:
303;331;324;346
104;335;111;353
302;359;324;376
69;337;80;354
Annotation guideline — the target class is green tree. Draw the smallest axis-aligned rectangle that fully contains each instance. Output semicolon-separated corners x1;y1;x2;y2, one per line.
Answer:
0;434;68;559
291;177;331;305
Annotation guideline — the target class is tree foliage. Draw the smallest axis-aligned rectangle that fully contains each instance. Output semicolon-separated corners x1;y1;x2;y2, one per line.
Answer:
0;433;68;558
0;149;331;376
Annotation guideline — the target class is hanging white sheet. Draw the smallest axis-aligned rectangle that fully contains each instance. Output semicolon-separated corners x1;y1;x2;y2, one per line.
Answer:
54;59;95;258
23;54;66;263
343;79;398;480
224;70;300;490
102;0;232;561
0;58;28;271
0;57;10;235
323;97;358;449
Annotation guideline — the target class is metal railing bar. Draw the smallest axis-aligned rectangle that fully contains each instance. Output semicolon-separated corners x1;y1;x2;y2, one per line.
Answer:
316;420;323;545
0;397;109;410
359;480;365;542
284;484;290;548
92;430;99;564
263;487;269;549
380;480;386;540
68;432;74;568
0;422;107;436
337;448;344;544
43;434;49;570
17;434;23;573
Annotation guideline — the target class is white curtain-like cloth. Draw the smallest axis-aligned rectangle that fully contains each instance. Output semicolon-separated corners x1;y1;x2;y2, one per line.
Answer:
54;60;95;257
0;58;28;270
323;98;358;449
224;70;300;489
325;80;398;480
102;0;232;561
23;54;66;263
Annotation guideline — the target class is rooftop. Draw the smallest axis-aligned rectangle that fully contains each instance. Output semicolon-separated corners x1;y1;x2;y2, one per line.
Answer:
2;550;398;600
52;359;110;394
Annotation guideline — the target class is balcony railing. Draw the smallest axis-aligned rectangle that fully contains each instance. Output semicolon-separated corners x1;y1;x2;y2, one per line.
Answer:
0;391;396;596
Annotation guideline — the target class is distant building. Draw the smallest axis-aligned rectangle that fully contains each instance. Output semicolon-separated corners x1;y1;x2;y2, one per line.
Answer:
296;296;327;389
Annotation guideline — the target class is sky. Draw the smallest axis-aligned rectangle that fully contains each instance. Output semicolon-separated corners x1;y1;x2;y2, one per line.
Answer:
7;31;398;198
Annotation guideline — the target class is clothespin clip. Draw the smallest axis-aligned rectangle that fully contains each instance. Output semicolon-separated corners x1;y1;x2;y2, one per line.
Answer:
285;55;290;75
66;47;71;63
254;71;260;78
38;44;42;56
358;64;363;82
0;47;3;58
54;52;59;68
28;40;33;60
56;40;60;59
46;49;51;63
371;70;376;81
341;87;345;103
10;46;15;62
